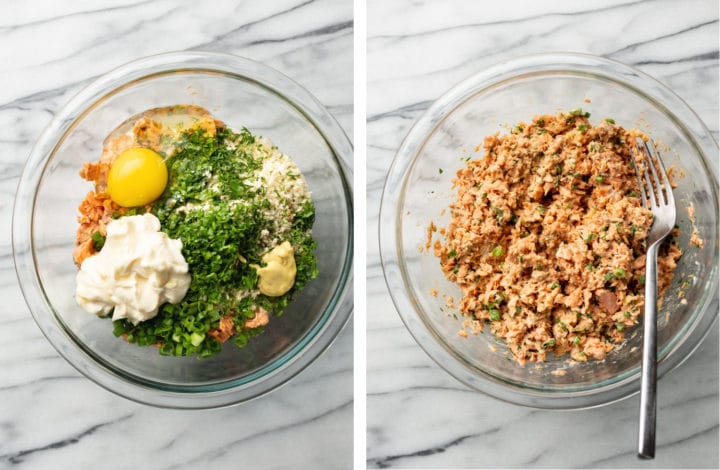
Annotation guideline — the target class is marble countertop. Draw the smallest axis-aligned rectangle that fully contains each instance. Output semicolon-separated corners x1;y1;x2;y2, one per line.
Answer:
0;1;352;469
367;0;718;468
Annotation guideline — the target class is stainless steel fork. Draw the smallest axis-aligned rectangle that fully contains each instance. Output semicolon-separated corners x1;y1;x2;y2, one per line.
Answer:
631;137;677;459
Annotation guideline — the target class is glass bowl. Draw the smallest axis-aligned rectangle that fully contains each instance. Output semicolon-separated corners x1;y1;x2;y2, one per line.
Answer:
13;51;353;409
380;53;718;409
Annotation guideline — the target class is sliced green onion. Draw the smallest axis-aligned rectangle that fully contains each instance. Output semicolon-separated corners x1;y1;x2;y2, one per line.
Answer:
190;332;205;347
91;231;105;251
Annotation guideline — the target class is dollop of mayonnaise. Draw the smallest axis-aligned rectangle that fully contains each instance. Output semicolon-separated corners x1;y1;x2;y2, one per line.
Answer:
75;213;191;325
253;241;297;297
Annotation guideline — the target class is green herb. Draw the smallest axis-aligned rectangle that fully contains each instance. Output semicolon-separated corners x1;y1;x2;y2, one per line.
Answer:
569;108;584;116
604;118;615;124
605;268;627;282
616;323;625;331
542;338;556;348
595;174;605;183
624;311;631;318
91;231;105;251
448;249;457;259
492;246;503;257
494;207;504;224
573;336;581;345
578;124;587;132
550;281;559;289
638;275;646;285
560;322;568;332
489;309;501;321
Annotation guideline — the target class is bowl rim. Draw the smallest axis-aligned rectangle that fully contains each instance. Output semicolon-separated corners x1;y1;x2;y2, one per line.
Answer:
379;52;719;410
12;51;354;409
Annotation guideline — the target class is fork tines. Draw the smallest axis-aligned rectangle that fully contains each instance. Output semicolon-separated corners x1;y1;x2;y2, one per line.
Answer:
632;137;674;210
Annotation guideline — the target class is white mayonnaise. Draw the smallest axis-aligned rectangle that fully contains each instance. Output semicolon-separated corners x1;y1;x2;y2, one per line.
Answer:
75;214;191;325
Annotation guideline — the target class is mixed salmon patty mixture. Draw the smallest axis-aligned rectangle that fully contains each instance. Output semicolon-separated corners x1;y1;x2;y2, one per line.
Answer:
430;110;681;364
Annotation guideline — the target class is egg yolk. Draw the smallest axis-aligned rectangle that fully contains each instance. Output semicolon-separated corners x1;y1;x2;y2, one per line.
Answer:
107;148;167;207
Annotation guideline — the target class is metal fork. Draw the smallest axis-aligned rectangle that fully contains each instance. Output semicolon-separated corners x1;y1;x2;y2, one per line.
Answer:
631;137;677;459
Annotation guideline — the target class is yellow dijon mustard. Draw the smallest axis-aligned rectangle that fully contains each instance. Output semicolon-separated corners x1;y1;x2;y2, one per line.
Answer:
252;241;297;297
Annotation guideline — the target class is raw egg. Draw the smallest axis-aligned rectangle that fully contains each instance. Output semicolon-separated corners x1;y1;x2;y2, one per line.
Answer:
107;148;167;207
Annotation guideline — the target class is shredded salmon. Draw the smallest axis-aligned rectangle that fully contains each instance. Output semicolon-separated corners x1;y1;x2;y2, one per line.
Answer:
207;306;270;343
245;306;269;329
207;316;236;343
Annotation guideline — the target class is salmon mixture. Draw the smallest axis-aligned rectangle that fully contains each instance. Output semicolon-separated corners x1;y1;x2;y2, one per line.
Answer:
430;110;682;364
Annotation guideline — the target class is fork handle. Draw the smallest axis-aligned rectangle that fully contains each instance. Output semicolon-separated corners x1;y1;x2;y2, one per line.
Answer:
638;242;659;459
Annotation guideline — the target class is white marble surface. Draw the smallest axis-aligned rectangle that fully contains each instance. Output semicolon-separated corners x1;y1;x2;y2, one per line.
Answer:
367;0;718;468
0;1;352;469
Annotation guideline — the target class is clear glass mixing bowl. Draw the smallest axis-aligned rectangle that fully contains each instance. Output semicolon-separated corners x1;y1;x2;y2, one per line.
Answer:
13;51;353;409
380;53;718;409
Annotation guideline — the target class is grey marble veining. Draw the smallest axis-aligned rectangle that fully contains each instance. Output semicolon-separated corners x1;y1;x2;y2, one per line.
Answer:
0;1;352;469
367;0;718;468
